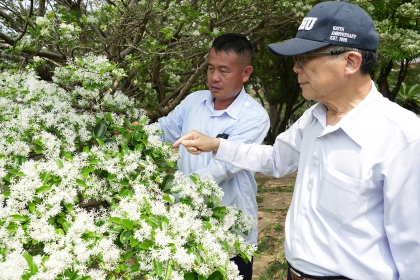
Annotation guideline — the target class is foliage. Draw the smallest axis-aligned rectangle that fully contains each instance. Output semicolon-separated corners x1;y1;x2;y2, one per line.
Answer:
0;58;257;279
0;0;314;121
394;82;420;114
351;0;420;102
250;35;307;144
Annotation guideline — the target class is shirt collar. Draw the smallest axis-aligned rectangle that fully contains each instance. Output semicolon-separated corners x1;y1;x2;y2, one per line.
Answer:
203;87;247;120
312;80;382;147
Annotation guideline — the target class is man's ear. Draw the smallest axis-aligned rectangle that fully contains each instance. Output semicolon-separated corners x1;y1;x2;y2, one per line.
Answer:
344;51;362;76
242;65;254;83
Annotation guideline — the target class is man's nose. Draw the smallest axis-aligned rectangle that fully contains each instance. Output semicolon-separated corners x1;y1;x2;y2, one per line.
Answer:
209;71;221;82
293;62;302;74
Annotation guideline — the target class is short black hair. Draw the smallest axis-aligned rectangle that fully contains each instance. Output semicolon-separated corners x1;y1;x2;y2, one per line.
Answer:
211;33;253;65
326;45;377;75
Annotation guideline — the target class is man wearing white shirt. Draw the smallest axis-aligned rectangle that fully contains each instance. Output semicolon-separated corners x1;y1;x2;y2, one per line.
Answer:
173;1;420;279
158;33;270;279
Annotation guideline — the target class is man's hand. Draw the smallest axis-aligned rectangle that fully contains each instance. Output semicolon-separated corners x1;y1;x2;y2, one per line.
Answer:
172;130;220;155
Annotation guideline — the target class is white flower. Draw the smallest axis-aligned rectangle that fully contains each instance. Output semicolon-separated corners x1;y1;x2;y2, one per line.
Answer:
35;16;50;26
86;15;99;24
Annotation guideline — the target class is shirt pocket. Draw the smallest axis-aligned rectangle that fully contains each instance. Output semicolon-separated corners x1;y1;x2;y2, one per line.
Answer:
317;163;370;226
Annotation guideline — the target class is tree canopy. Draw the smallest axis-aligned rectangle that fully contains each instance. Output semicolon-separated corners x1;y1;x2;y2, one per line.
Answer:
0;0;315;120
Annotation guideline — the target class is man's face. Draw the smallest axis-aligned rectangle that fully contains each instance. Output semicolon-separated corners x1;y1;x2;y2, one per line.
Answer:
207;48;251;102
292;48;345;103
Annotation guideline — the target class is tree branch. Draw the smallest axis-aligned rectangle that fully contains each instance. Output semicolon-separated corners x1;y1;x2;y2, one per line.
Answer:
148;56;209;119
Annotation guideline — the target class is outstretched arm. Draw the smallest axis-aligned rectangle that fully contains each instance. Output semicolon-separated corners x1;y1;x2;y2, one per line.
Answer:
172;130;221;155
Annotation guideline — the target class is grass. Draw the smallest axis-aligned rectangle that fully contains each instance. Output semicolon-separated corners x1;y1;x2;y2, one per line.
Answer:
257;257;289;280
254;175;295;280
256;221;288;280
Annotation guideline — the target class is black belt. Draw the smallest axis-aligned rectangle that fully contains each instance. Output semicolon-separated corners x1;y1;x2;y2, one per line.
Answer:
288;262;350;280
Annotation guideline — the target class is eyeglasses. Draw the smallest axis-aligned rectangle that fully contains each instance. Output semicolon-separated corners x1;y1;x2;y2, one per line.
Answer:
293;50;350;66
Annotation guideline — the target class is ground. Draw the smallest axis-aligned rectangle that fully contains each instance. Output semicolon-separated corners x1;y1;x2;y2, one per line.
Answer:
252;172;297;280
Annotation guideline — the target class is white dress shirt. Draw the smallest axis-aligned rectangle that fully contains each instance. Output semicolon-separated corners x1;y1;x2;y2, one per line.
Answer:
215;82;420;279
159;88;270;245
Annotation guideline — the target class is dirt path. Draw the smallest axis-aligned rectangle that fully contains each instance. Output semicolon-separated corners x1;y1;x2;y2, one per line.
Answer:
252;172;297;280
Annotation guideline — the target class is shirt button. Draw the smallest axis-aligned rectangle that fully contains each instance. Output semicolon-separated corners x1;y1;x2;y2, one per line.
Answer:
300;209;306;215
308;184;313;190
314;159;319;165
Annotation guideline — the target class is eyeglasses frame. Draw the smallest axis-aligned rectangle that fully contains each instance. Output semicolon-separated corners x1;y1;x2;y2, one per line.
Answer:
293;50;351;66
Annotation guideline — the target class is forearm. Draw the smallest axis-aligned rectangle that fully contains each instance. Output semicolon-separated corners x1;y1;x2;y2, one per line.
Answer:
215;139;298;177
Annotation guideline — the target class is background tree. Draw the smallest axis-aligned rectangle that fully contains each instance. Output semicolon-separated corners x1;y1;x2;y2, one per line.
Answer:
0;0;315;121
395;82;420;114
250;36;306;145
353;0;420;101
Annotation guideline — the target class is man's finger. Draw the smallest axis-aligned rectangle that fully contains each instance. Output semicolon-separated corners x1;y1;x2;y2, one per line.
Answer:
173;130;199;148
185;145;202;155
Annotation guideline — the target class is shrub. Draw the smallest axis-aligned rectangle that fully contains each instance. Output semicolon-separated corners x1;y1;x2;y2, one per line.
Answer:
0;56;256;280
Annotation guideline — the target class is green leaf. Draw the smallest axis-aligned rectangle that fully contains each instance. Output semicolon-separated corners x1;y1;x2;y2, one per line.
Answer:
122;250;135;261
160;174;174;191
62;222;72;233
76;179;87;187
220;240;229;252
23;253;38;275
135;143;144;152
55;158;64;168
93;122;107;138
82;166;95;177
108;217;122;224
95;137;105;146
160;217;169;231
40;172;51;184
118;263;127;272
122;131;132;140
6;223;17;232
208;271;222;280
133;133;143;141
164;260;173;280
120;143;129;153
189;173;201;184
63;152;73;160
119;178;130;187
130;235;140;248
88;159;99;165
36;185;52;193
104;138;116;144
11;214;27;222
121;219;134;230
124;118;131;127
119;230;132;243
162;194;175;204
137;242;153;250
130;261;140;273
153;258;163;276
64;203;74;212
28;202;36;213
184;272;198;280
146;217;159;228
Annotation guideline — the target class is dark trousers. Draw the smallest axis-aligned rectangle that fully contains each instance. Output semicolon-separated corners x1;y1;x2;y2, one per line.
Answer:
231;255;253;280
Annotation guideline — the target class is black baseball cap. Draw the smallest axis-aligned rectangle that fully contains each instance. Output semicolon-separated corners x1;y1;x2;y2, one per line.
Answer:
268;0;379;56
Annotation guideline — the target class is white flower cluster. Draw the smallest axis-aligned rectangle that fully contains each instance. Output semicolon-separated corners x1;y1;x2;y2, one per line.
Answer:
53;53;123;89
0;61;256;279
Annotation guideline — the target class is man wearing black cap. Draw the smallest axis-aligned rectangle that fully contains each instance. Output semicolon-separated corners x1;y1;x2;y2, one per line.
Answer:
173;1;420;279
